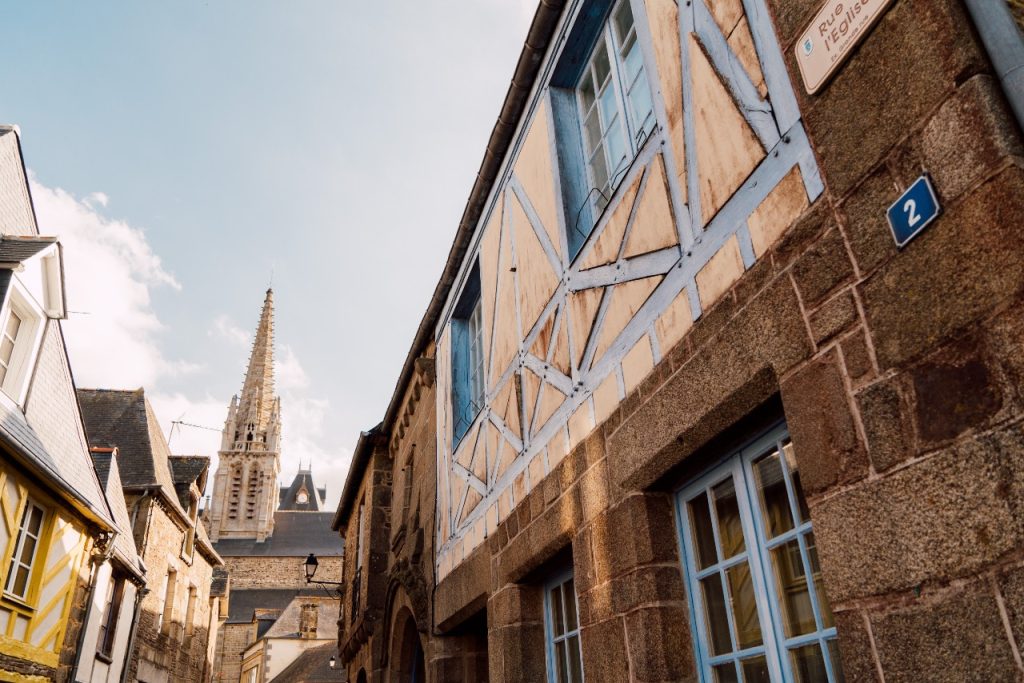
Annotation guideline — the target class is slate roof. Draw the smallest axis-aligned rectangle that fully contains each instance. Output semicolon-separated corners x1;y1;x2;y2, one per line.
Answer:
226;588;323;624
279;470;326;511
0;235;56;264
269;643;346;682
77;388;222;565
168;455;209;508
90;448;145;581
77;389;180;499
0;321;112;530
212;511;342;557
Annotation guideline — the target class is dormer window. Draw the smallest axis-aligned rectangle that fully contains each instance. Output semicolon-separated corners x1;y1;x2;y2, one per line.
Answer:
0;281;44;406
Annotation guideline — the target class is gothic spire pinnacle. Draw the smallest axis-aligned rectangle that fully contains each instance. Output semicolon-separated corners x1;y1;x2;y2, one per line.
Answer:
238;288;276;432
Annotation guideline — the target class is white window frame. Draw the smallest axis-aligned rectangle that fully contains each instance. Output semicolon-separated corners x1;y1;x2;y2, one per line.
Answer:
544;569;585;683
3;499;46;601
575;0;657;216
674;425;842;682
0;278;45;408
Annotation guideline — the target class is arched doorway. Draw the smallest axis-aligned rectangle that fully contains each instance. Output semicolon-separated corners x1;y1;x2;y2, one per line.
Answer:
391;608;425;683
356;669;368;683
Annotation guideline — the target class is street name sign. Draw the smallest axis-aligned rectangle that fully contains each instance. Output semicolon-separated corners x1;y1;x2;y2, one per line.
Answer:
887;175;941;248
796;0;895;94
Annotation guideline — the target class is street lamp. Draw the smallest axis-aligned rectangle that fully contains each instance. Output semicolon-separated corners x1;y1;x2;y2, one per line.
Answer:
304;553;319;581
328;655;337;669
303;553;344;594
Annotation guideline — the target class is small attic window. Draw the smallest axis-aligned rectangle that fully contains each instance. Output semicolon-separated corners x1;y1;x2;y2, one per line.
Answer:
0;279;44;407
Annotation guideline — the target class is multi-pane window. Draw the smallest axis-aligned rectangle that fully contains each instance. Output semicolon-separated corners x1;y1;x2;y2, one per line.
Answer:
0;309;22;387
3;500;45;600
97;576;125;658
451;263;484;445
544;572;584;683
675;427;843;682
577;0;656;216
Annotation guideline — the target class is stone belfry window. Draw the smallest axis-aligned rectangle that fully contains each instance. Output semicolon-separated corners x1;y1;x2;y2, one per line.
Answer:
229;465;242;518
246;465;261;519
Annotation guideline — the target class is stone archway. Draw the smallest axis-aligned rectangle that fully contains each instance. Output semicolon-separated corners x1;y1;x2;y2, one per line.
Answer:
356;669;368;683
389;607;425;683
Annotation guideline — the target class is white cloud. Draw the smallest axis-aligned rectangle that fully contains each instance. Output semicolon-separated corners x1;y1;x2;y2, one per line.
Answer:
31;175;347;508
30;175;186;388
277;344;309;391
210;314;251;347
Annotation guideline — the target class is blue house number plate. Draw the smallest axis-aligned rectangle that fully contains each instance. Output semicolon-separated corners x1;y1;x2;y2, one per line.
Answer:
887;175;941;248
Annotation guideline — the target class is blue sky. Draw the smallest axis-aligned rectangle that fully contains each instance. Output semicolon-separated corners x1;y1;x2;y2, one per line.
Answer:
1;2;533;505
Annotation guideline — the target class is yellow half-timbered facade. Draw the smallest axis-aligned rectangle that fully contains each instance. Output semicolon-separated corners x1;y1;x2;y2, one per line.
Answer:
0;125;119;682
0;470;91;671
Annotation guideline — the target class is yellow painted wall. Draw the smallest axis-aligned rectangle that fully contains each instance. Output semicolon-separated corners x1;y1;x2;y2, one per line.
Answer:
0;465;91;670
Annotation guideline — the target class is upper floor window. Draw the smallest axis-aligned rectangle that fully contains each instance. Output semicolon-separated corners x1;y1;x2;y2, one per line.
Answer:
158;568;177;635
578;0;654;217
97;574;125;658
356;501;366;571
544;571;584;683
552;0;658;259
451;263;484;446
675;427;843;682
0;283;44;406
3;499;45;600
184;585;198;637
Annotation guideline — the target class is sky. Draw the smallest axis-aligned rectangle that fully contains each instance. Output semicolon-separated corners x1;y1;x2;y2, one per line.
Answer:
0;2;534;508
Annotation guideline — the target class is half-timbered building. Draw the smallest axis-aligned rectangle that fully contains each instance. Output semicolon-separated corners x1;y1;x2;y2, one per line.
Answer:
337;0;1024;680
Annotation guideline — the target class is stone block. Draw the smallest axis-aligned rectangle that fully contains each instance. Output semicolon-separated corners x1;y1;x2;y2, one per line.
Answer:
840;329;875;386
780;349;868;494
809;289;858;346
579;617;630;683
623;605;696;682
488;583;543;628
870;581;1018;682
435;544;491;632
487;621;547;683
856;374;915;472
812;423;1024;603
800;0;987;198
763;0;820;49
833;611;882;682
861;167;1024;369
912;339;1003;446
791;228;855;307
593;494;679;579
997;564;1024;650
772;197;835;272
838;166;899;276
984;302;1024;412
611;564;686;616
921;75;1024;202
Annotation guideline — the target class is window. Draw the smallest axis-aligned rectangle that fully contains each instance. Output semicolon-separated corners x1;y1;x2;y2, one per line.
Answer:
97;575;125;658
675;426;843;682
553;0;658;258
356;502;366;571
451;263;484;446
3;500;45;600
544;571;584;683
158;569;177;636
577;0;654;216
0;284;43;405
184;585;198;637
183;493;198;558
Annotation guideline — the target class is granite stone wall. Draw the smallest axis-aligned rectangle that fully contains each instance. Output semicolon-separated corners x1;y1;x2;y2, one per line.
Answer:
431;0;1024;680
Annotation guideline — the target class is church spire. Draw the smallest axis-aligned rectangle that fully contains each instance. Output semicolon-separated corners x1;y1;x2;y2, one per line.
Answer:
238;288;276;433
208;288;283;542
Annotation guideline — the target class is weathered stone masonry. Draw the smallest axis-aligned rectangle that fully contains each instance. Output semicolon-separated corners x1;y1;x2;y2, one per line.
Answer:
429;1;1024;682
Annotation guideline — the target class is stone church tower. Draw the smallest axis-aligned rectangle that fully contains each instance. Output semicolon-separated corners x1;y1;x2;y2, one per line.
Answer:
207;288;282;542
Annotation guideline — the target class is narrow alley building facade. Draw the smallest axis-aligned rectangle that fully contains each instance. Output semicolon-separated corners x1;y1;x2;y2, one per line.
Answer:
334;0;1024;681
